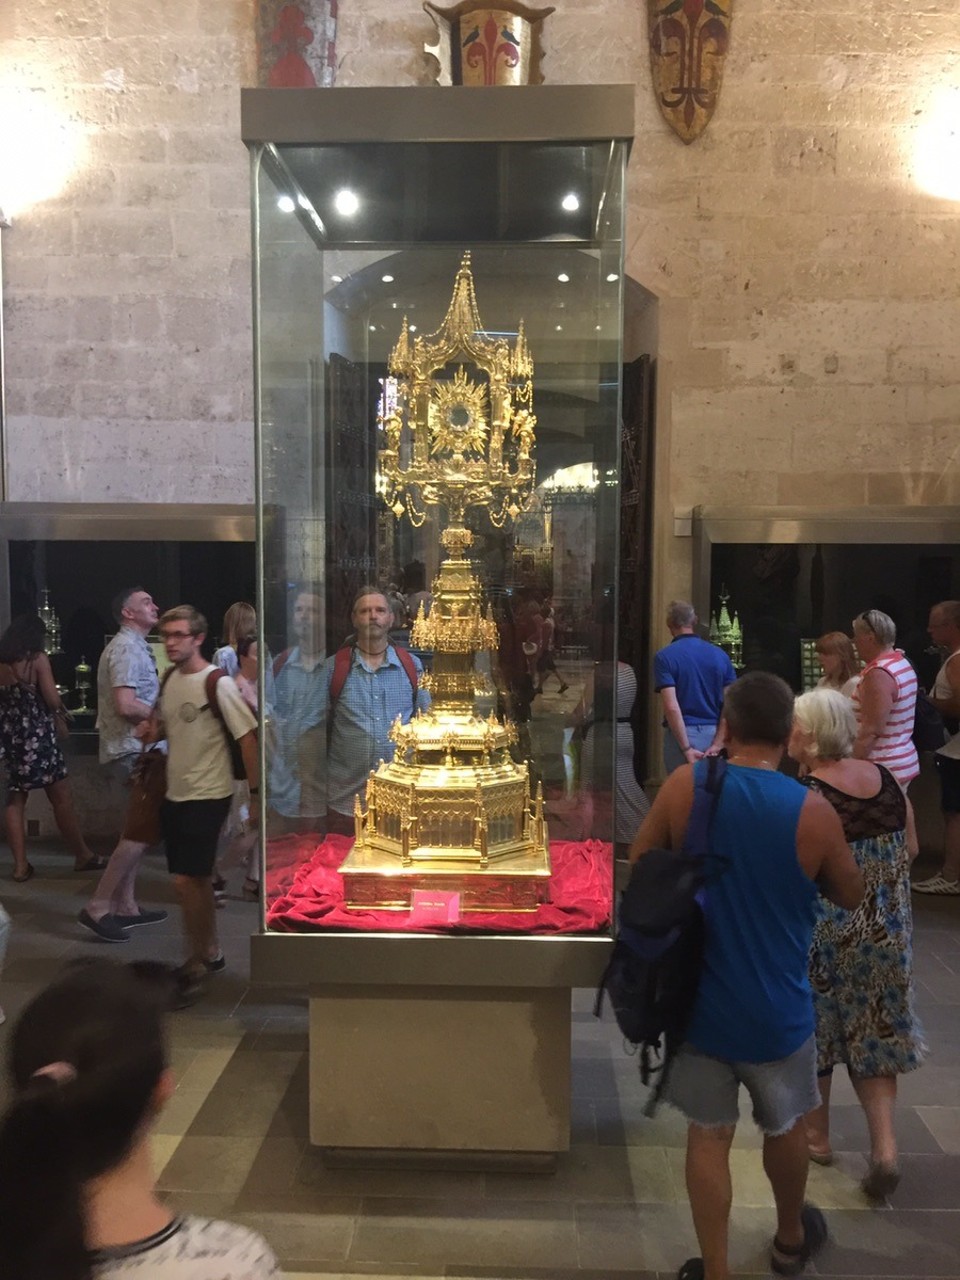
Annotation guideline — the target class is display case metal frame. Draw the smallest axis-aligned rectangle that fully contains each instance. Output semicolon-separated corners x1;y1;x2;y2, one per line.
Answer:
0;502;255;626
692;504;960;625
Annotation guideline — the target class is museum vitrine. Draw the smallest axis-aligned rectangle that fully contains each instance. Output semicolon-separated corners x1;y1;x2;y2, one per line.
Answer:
246;87;633;945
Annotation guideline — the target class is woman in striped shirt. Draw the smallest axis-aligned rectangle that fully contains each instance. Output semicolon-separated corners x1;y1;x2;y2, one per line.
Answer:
851;610;918;787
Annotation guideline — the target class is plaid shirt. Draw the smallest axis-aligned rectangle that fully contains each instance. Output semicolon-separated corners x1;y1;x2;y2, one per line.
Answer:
324;645;428;816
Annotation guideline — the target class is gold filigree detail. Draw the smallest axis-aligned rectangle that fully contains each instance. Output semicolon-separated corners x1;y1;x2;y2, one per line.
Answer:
429;366;489;457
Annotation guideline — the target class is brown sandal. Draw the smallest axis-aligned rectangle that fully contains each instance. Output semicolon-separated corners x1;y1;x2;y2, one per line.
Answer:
12;863;35;883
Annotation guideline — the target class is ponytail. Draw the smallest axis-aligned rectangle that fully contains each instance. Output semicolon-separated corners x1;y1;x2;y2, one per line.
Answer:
0;1076;89;1280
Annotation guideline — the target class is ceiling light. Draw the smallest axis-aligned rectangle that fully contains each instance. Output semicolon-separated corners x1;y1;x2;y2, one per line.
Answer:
334;188;360;216
382;273;394;283
276;194;295;213
331;274;343;283
557;272;570;283
606;272;618;282
409;324;417;332
561;193;580;212
595;324;601;331
369;324;377;332
555;324;563;331
297;193;312;209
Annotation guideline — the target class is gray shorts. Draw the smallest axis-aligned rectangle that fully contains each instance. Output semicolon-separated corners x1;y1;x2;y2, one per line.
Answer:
664;1034;819;1136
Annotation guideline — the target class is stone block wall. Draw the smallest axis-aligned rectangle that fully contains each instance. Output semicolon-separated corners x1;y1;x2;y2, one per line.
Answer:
2;0;960;605
1;0;256;502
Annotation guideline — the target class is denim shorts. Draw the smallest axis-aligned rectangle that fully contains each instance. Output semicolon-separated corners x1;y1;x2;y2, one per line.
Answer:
664;1034;819;1136
935;754;960;814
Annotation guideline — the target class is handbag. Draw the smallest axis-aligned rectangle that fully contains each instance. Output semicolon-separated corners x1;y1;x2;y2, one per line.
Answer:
121;749;167;844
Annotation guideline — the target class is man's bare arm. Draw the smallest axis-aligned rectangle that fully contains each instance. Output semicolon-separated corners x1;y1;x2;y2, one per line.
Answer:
628;766;695;862
930;655;960;719
796;790;864;909
113;685;153;724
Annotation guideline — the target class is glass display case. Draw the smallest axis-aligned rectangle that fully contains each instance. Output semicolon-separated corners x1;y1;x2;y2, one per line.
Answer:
247;87;632;947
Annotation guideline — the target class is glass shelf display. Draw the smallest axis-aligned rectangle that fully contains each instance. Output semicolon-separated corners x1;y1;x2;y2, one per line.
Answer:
247;90;631;939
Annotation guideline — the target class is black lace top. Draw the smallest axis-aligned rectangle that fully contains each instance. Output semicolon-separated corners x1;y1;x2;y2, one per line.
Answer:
803;763;905;842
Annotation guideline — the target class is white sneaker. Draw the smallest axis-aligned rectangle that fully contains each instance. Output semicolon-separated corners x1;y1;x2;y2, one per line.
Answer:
912;874;960;895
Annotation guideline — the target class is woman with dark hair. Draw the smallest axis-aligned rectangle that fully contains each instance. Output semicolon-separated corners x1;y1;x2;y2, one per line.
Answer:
0;960;279;1280
0;614;101;881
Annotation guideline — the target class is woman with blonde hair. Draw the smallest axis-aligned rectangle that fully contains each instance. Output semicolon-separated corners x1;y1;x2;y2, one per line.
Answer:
815;631;860;698
213;601;257;677
789;688;925;1200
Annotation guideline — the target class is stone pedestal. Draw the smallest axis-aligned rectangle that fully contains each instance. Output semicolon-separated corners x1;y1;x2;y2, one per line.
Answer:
308;984;570;1155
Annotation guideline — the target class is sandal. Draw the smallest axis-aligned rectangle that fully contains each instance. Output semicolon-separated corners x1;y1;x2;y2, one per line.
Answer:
771;1203;828;1276
74;855;107;873
12;863;35;883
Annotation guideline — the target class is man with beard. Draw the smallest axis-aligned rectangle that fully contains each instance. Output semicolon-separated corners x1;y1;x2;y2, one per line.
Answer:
321;585;428;835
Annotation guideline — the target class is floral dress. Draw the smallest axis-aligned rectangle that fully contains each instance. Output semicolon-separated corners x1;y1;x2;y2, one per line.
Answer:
805;765;926;1077
0;663;67;791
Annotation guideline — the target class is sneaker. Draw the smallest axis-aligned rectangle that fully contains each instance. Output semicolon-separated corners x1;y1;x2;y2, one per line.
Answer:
204;951;226;974
78;909;129;943
911;875;960;895
113;908;169;928
171;965;206;1010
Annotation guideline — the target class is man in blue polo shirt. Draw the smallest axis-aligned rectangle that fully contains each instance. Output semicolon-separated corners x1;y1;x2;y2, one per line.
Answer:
653;600;737;774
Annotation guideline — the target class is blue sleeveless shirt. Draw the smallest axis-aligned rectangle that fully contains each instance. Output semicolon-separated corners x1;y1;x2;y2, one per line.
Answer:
685;762;818;1063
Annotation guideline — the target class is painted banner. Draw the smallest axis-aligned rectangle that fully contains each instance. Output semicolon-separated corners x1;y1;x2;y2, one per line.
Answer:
257;0;338;88
647;0;733;143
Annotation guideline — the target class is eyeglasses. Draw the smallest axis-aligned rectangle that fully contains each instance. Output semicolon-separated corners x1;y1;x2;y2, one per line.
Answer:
159;629;194;641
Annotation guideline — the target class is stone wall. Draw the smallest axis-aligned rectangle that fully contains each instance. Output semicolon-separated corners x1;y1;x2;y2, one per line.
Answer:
2;0;960;602
0;0;256;502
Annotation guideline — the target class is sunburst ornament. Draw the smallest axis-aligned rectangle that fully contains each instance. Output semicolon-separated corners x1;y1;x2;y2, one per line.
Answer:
429;366;489;456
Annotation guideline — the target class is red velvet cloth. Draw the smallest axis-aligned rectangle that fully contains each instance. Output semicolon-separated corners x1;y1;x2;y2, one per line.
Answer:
265;835;612;934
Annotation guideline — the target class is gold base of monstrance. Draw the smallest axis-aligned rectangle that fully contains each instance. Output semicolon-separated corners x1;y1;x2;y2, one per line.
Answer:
339;253;550;912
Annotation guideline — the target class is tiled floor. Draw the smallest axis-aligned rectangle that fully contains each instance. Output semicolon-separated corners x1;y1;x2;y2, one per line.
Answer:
1;842;959;1279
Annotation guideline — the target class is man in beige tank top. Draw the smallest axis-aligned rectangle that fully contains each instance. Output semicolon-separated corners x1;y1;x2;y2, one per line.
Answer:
914;600;960;895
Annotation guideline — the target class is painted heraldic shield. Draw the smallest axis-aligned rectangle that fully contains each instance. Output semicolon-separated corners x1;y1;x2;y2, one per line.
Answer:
647;0;733;144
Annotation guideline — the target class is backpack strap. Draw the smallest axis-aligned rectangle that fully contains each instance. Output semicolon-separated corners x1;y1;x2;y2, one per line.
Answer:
681;755;727;859
329;644;419;707
204;668;228;723
272;648;291;679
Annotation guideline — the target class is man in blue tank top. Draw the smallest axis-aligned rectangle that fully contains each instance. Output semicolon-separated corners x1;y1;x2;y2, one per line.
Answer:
653;600;737;775
631;672;863;1280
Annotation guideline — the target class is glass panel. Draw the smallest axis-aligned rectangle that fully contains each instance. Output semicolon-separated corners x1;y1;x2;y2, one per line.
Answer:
254;137;627;936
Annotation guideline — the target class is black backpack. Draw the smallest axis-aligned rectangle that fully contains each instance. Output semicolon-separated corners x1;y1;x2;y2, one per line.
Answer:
594;755;727;1115
912;689;948;752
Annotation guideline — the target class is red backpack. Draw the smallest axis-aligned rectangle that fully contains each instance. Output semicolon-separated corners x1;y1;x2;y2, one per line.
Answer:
273;644;419;707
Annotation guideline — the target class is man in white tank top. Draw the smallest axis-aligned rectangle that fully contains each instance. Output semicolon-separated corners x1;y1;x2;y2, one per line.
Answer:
914;601;960;895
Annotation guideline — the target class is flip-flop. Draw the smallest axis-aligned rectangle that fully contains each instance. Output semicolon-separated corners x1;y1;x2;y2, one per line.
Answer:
74;855;108;873
771;1203;828;1276
677;1261;704;1280
12;863;35;883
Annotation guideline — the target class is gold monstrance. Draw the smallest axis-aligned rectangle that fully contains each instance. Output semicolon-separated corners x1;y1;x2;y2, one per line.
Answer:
339;252;551;911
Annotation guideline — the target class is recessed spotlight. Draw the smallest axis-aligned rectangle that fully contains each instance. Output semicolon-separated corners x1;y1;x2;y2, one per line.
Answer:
381;273;394;283
277;195;295;213
561;193;580;212
331;274;343;283
334;188;360;216
369;324;377;332
391;301;398;309
595;324;601;331
409;324;417;332
606;272;618;282
557;272;570;283
555;324;563;331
